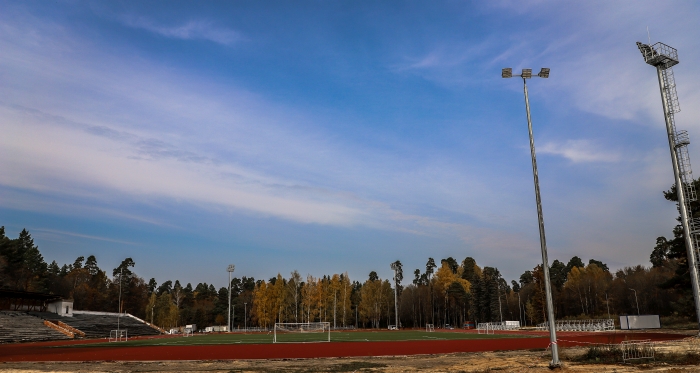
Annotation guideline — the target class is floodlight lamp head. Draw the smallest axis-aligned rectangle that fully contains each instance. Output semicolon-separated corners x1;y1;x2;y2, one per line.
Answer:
502;68;512;78
637;41;653;60
538;68;550;78
227;264;235;272
521;69;532;79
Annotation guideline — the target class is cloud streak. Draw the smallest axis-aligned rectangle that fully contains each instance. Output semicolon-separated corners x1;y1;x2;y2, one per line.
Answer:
121;17;245;45
539;140;620;163
32;228;138;245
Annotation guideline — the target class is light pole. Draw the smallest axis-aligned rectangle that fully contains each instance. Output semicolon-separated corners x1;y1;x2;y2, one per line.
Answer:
503;67;559;367
629;288;640;315
517;291;523;326
390;262;400;329
244;302;247;332
227;264;235;333
117;267;123;333
637;41;700;333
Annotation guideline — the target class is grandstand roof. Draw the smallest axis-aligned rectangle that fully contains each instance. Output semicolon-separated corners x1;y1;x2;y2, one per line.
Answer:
0;289;63;312
0;289;63;301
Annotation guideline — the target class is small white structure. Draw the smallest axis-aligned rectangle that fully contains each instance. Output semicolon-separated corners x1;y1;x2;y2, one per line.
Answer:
204;326;228;332
47;299;74;317
620;315;661;330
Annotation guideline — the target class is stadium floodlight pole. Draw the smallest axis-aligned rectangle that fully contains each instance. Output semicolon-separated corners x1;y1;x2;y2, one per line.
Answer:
227;264;235;333
390;262;399;330
629;288;640;315
637;41;700;333
117;267;123;333
244;302;247;332
502;67;559;367
517;291;523;326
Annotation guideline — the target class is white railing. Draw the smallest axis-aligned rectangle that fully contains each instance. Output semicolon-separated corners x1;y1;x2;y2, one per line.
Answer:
537;319;614;332
621;340;655;362
477;321;520;334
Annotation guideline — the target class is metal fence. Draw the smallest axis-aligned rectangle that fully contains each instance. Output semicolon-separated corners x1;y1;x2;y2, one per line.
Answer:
621;340;655;362
477;322;520;334
537;319;614;332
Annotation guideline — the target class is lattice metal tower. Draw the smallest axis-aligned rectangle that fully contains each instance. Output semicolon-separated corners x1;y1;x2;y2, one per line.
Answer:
638;41;700;330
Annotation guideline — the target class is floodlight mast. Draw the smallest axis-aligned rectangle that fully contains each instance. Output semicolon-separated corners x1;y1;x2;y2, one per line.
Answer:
227;264;235;333
637;41;700;332
391;262;399;330
502;67;560;367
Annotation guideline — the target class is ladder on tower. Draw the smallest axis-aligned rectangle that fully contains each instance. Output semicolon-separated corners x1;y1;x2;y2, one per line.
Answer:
662;66;700;264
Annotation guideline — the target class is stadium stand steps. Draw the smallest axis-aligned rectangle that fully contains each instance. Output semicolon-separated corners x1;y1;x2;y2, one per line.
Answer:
53;313;162;339
0;311;71;343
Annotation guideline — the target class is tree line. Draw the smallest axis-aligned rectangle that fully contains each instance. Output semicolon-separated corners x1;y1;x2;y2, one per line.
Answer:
0;181;696;329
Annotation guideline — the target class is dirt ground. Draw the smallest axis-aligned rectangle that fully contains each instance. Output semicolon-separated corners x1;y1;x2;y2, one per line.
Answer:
2;333;700;372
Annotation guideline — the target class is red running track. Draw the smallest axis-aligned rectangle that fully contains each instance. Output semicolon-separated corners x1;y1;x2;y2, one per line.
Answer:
0;332;684;362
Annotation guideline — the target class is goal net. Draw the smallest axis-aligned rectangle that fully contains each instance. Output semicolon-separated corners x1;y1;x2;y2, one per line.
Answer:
109;329;128;342
426;324;435;332
274;322;331;343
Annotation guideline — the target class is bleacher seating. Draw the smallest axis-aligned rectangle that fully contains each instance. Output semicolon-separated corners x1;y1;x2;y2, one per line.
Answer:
57;313;161;339
0;311;71;343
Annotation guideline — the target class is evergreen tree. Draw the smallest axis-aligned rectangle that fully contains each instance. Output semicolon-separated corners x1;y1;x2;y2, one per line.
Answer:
85;255;100;276
588;259;609;272
461;257;478;281
565;256;585;276
17;229;47;292
654;180;700;316
549;260;567;290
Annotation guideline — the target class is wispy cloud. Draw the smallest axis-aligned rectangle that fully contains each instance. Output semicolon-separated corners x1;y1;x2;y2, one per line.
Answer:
397;47;473;71
32;228;138;245
121;17;245;46
539;140;619;163
390;40;498;87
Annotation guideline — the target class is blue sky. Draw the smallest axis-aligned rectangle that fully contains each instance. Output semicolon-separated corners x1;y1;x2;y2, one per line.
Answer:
2;1;700;288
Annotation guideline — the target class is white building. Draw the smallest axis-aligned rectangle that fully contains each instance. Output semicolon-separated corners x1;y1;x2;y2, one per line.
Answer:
47;299;74;317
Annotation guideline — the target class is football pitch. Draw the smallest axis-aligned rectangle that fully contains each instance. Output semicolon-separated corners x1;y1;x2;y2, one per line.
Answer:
70;330;531;347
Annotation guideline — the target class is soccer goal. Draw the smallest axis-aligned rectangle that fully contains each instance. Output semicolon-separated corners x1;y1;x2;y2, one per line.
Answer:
274;322;331;343
109;329;128;342
426;324;435;332
477;323;494;334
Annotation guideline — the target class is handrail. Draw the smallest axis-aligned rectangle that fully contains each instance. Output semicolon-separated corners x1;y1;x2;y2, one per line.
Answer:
57;320;85;337
44;320;74;338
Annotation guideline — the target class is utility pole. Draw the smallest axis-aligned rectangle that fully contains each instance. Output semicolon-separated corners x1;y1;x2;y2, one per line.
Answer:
629;288;640;315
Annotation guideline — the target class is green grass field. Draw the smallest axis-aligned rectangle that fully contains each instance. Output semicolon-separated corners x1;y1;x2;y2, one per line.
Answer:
69;330;534;348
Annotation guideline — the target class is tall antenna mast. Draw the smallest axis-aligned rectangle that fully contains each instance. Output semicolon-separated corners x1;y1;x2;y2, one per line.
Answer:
637;41;700;333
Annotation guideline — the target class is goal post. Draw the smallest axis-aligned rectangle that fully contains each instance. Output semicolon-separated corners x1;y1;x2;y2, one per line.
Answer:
109;329;128;342
273;322;331;343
